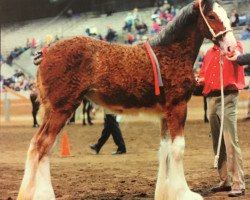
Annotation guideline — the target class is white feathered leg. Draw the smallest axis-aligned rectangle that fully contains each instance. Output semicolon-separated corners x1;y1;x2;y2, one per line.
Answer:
18;140;56;200
34;156;55;200
155;139;171;200
18;142;38;200
155;136;203;200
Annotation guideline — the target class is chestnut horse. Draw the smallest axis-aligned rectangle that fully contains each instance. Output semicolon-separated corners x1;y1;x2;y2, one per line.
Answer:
18;0;237;199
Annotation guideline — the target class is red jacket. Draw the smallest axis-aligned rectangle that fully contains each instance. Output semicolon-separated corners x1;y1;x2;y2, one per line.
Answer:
199;43;245;96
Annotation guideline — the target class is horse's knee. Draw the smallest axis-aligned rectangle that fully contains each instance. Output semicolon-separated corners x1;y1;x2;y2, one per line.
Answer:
172;136;185;160
35;113;68;159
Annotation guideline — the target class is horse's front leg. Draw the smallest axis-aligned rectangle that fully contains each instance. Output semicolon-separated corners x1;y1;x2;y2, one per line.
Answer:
155;102;203;200
155;117;169;199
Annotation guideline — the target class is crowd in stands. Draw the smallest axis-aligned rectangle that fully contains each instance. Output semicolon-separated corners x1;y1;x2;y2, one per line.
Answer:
83;2;249;45
229;8;250;40
1;69;35;92
1;34;61;92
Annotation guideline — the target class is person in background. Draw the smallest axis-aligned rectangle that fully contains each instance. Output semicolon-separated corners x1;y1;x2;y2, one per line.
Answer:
151;18;162;34
227;52;250;120
82;97;94;126
240;23;250;40
105;27;118;43
197;42;245;197
90;111;126;155
30;84;40;128
230;9;239;27
193;50;208;123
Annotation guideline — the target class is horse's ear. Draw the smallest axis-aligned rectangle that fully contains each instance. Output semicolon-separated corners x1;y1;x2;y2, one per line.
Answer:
193;0;205;11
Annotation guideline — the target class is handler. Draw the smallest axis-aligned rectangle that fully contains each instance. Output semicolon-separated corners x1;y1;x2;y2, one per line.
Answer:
197;42;246;197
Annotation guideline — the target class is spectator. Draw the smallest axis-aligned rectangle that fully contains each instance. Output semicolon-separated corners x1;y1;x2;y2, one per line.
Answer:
30;84;40;128
134;19;148;35
230;9;239;27
240;23;250;40
26;38;31;49
127;33;135;44
123;12;133;32
30;38;37;55
154;6;161;15
132;8;142;23
170;5;176;17
105;27;118;42
151;18;162;34
193;51;208;123
239;13;249;26
66;9;73;18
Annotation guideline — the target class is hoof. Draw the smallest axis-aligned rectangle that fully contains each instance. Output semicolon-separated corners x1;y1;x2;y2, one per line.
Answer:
181;190;203;200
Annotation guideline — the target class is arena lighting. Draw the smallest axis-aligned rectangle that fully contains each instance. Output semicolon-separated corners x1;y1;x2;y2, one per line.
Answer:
49;0;65;3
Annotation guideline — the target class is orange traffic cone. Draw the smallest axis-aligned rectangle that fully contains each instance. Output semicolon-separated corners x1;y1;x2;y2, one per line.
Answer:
61;132;71;157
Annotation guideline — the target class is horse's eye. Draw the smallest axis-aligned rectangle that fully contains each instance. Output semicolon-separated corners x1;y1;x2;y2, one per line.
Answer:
208;15;215;21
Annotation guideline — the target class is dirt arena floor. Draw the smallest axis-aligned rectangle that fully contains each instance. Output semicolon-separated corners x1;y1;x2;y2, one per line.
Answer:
0;96;250;200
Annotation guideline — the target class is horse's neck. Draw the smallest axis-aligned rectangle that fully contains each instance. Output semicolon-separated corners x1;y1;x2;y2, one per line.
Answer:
152;26;204;68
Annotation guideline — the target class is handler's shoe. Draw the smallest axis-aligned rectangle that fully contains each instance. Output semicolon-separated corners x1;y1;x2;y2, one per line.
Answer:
211;185;231;193
228;189;245;197
89;144;99;154
111;150;126;155
33;124;39;128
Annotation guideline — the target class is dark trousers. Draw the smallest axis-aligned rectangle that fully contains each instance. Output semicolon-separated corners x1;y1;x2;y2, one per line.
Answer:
82;98;93;125
31;99;40;125
95;114;126;152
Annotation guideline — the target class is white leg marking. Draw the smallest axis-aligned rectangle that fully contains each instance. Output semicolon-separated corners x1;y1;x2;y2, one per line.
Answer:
155;139;171;200
155;137;203;200
18;142;38;200
18;138;57;200
34;156;55;200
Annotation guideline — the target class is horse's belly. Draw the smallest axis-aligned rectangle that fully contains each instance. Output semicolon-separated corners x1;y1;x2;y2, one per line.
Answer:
86;90;163;115
104;104;164;115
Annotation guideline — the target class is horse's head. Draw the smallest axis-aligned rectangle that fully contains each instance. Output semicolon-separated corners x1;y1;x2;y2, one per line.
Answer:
195;0;236;54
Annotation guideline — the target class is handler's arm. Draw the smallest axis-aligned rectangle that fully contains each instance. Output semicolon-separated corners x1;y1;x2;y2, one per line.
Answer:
237;53;250;65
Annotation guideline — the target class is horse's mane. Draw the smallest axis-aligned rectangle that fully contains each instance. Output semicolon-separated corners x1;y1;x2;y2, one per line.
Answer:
149;3;197;46
149;0;222;47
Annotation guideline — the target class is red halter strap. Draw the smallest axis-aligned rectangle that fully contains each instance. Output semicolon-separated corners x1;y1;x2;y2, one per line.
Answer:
144;42;161;95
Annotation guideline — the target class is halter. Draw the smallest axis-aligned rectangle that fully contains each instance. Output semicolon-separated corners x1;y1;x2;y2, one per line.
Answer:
198;0;232;40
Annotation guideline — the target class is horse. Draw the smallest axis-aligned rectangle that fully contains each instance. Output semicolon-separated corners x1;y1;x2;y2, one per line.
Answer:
17;0;237;199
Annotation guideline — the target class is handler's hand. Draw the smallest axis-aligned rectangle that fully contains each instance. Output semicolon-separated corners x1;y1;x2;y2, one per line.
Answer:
196;77;205;85
226;50;240;61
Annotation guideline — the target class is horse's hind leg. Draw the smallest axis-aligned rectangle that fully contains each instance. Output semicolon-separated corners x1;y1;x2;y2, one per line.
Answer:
17;107;73;200
155;103;203;200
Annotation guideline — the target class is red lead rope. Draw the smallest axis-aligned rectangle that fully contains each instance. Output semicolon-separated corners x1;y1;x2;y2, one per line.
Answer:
144;42;160;95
